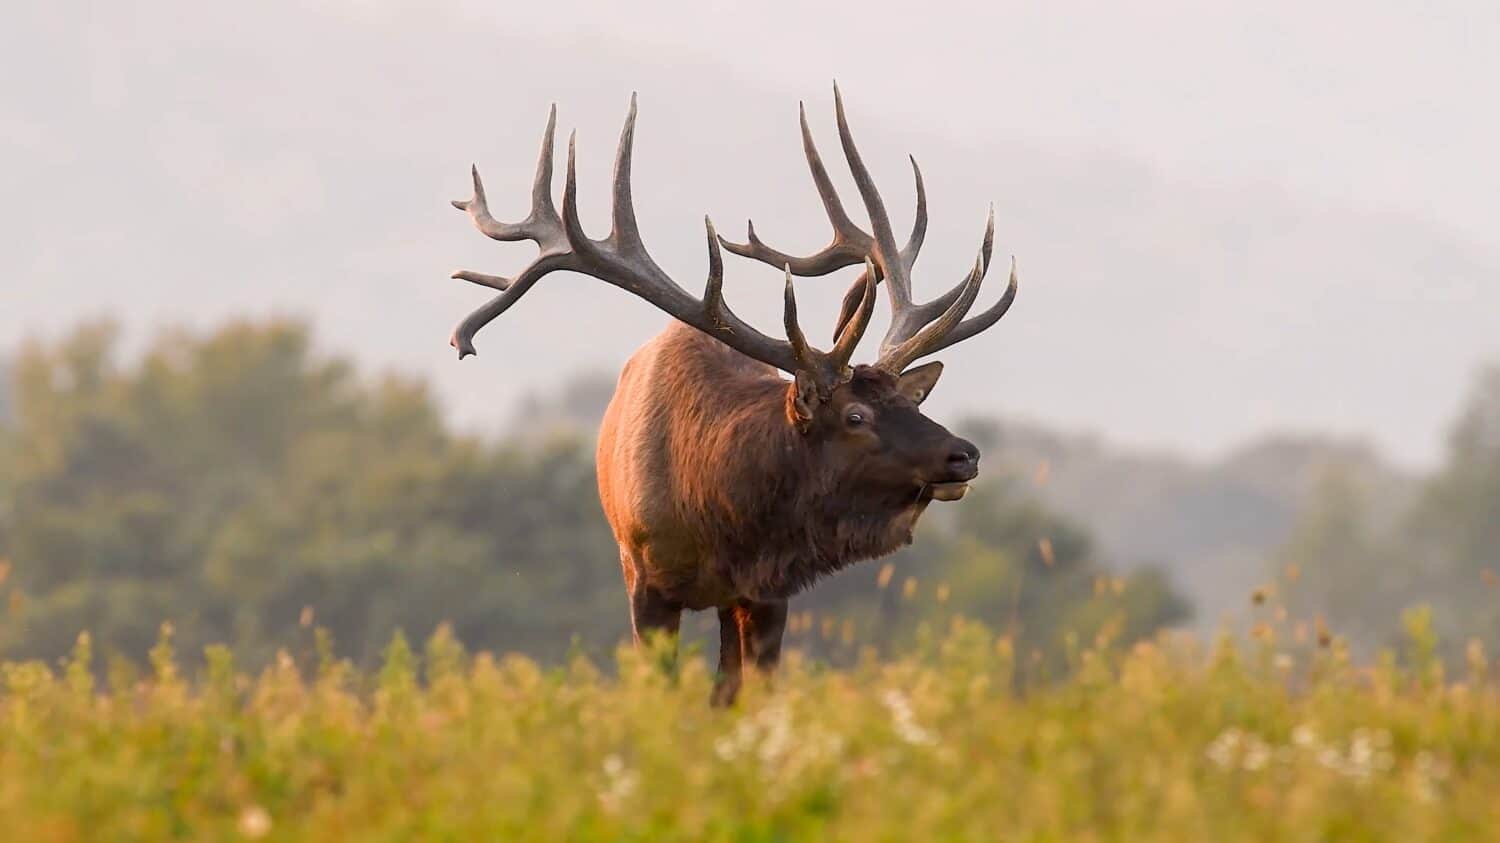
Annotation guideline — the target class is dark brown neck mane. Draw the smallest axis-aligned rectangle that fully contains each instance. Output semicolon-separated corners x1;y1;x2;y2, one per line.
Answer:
659;329;924;599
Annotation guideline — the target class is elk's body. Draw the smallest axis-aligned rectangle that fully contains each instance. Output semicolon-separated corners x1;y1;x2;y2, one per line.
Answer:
446;86;1018;704
600;323;934;607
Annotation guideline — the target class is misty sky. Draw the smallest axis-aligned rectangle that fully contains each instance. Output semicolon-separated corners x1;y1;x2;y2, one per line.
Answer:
3;1;1497;468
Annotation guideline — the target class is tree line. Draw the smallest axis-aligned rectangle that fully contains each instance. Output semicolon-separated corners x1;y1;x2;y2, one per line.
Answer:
1273;364;1500;660
0;320;1187;672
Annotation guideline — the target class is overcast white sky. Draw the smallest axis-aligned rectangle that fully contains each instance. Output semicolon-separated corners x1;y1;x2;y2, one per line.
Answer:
4;1;1497;468
462;0;1500;242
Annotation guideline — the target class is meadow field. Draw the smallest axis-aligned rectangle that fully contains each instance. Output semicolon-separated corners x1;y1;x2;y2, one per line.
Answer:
2;616;1496;842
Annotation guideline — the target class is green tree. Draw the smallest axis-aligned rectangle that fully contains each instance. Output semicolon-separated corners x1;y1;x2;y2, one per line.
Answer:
0;320;625;666
1404;365;1500;648
1272;364;1500;657
1274;467;1405;652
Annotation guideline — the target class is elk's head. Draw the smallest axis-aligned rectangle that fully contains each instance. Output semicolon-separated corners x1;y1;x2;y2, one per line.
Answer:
791;362;979;503
446;84;1018;505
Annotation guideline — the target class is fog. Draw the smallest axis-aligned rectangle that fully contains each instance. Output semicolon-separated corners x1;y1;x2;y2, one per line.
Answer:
5;0;1497;468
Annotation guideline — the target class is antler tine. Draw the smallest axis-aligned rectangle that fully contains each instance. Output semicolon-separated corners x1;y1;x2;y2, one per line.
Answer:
911;205;995;324
872;204;1017;368
826;158;926;342
797;100;866;248
828;265;873;341
608;93;652;258
915;256;1019;359
782;267;816;372
559;129;591;256
530;105;560;217
449;266;552;358
702;216;727;325
832;82;910;306
451;105;561;247
877;248;987;373
830;259;879;370
903;155;927;267
718;102;873;277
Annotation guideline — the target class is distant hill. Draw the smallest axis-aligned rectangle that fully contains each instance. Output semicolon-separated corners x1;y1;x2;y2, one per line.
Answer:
968;418;1417;630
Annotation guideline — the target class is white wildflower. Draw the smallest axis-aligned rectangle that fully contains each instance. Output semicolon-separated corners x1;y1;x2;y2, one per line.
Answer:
1316;747;1342;771
1349;730;1374;768
1242;735;1272;772
757;705;793;766
1410;752;1450;803
714;716;760;761
1205;727;1243;770
713;700;848;803
237;805;271;839
597;754;640;814
713;735;739;761
881;689;937;747
1413;751;1450;784
1291;724;1318;749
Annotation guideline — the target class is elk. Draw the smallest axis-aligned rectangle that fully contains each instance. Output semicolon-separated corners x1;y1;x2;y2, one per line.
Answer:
448;86;1018;704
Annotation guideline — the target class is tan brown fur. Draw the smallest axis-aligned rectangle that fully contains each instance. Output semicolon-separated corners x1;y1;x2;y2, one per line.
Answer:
597;322;978;703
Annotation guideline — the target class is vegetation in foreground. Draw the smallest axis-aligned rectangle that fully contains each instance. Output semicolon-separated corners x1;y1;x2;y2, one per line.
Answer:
3;617;1497;841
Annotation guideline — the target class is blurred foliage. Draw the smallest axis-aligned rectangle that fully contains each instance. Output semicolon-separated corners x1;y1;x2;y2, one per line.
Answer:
0;319;1185;672
1;621;1497;839
1273;365;1500;659
1275;469;1407;651
790;479;1190;681
989;417;1417;633
1407;365;1500;644
0;320;620;667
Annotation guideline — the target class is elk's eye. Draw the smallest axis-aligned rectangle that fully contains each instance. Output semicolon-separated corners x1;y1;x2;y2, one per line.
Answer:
846;412;865;427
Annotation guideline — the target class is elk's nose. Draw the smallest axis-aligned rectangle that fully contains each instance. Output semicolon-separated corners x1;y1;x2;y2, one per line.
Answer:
947;439;980;473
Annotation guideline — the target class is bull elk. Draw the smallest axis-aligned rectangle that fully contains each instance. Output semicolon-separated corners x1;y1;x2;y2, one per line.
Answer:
447;86;1018;704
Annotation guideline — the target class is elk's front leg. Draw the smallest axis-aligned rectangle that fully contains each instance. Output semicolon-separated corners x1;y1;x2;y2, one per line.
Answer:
711;606;744;707
738;599;788;674
711;600;786;707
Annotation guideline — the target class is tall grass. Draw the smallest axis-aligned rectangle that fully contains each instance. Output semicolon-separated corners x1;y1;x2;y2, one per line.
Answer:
2;618;1497;841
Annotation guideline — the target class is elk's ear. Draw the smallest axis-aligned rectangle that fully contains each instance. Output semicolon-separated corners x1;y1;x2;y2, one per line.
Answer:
790;370;822;432
897;361;944;405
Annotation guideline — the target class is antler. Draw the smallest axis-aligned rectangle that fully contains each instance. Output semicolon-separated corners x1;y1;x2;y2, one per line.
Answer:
719;83;1018;373
449;95;878;389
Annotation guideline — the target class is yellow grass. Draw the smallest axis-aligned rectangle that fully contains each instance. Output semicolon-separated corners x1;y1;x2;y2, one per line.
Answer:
2;619;1497;841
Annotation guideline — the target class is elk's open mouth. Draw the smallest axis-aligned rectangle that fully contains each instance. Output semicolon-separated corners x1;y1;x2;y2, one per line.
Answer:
926;481;969;502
